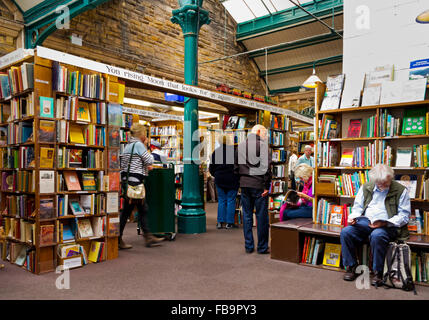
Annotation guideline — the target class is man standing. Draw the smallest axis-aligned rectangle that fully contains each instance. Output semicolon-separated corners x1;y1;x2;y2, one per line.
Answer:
149;140;167;163
340;164;410;286
235;125;271;254
296;145;314;168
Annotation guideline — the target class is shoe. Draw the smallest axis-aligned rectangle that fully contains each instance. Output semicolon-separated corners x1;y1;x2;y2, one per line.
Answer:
118;238;132;250
208;200;217;203
258;249;270;254
371;272;383;287
225;223;238;229
343;265;358;281
144;233;164;247
137;227;141;235
245;248;254;254
216;222;225;229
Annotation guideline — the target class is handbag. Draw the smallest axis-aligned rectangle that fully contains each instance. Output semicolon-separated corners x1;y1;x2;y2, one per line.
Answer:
122;142;146;200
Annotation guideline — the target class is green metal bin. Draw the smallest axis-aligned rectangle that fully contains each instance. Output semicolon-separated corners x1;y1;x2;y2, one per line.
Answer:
145;167;176;239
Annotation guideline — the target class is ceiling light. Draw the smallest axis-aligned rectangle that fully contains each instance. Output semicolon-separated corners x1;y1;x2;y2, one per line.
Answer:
124;97;151;107
302;66;322;89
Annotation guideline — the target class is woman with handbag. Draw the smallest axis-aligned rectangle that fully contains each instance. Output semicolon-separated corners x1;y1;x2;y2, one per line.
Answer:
279;163;314;221
119;124;164;249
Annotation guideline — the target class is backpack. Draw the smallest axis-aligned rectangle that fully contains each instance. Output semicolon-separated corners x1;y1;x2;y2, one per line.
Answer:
382;242;416;294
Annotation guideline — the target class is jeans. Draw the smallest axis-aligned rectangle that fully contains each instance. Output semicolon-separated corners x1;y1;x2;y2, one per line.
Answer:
340;217;398;273
281;204;313;221
216;186;238;224
241;187;269;253
120;199;149;237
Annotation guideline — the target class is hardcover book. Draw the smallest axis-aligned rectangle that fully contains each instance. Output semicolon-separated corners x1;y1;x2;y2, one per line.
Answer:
82;173;96;191
39;96;54;118
69;149;83;167
394;174;418;199
339;148;354;167
329;205;343;226
39;120;55;142
395;147;412;167
77;102;91;122
226;116;239;129
108;127;120;147
40;147;55;168
347;119;362;138
322;243;342;267
77;219;94;238
108;216;120;237
39;170;55;193
63;171;81;191
108;149;120;169
107;103;122;126
69;200;85;215
69;125;85;144
88;241;102;263
40;225;55;245
39;199;55;220
108;171;120;192
402;108;426;135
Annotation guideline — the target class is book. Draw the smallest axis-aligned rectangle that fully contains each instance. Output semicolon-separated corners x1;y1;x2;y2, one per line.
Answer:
88;241;102;263
77;219;94;238
40;199;55;220
82;173;96;191
320;74;345;111
395;147;412;167
322;243;342;267
108;171;120;192
108;103;122;126
108;149;120;169
39;97;54;118
237;117;247;129
108;127;120;147
69;149;83;167
400;78;428;103
380;81;403;105
361;86;381;106
39;120;55;142
40;147;55;168
39;170;55;193
63;171;81;191
409;58;429;80
69;199;85;215
69;125;85;144
77;102;91;122
395;174;418;199
108;216;120;237
329;205;343;226
402;108;426;135
106;192;119;213
347;119;362;138
40;225;55;245
339;148;354;167
226;116;239;129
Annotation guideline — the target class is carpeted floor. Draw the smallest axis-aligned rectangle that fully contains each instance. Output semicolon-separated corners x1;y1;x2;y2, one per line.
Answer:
1;202;428;300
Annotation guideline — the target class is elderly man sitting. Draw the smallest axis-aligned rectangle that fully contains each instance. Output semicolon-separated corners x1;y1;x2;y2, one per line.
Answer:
340;164;410;286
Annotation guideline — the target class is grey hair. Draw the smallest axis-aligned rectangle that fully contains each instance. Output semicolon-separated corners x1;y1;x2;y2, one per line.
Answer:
304;145;313;151
369;164;394;183
294;163;313;181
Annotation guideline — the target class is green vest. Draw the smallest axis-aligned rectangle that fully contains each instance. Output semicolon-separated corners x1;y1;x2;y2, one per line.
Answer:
361;181;409;241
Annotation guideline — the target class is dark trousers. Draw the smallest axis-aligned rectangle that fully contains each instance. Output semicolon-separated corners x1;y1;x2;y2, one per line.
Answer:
282;204;313;220
340;217;398;274
120;199;149;237
241;187;269;253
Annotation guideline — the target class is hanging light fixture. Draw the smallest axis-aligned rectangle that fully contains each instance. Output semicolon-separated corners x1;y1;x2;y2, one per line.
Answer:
302;62;322;89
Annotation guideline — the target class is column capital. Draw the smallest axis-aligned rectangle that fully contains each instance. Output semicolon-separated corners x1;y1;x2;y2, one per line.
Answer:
171;4;210;36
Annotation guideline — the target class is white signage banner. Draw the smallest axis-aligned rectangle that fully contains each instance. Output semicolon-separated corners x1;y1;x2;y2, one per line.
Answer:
0;48;34;70
36;46;312;124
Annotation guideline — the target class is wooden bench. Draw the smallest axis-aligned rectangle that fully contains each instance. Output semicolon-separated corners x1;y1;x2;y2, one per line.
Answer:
270;221;429;279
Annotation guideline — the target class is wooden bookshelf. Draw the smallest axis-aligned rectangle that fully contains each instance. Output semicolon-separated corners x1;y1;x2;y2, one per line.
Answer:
0;50;120;274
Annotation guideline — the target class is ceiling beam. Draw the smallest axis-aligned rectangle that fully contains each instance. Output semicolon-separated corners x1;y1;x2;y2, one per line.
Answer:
236;0;343;41
248;31;343;59
259;54;342;77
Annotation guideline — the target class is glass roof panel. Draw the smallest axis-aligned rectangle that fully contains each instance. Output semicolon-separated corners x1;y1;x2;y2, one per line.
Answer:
244;0;270;17
14;0;45;12
222;0;256;24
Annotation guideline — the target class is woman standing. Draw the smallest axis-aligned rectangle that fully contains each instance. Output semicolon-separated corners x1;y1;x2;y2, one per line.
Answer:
209;135;239;229
280;163;314;221
119;124;164;249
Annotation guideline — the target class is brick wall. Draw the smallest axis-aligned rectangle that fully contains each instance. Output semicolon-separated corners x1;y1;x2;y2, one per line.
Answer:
42;0;266;95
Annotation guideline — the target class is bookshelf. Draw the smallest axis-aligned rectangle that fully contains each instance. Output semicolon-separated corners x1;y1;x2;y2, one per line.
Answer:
298;131;314;155
0;51;120;274
150;120;183;162
302;81;429;284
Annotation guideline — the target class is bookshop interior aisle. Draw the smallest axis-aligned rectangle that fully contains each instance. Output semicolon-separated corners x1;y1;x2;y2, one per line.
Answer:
2;203;429;300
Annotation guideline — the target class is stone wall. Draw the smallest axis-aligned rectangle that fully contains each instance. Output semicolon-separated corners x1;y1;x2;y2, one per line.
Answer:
42;0;266;96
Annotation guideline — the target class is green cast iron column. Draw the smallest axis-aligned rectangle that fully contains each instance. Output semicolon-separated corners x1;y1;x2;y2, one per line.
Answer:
171;0;210;234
